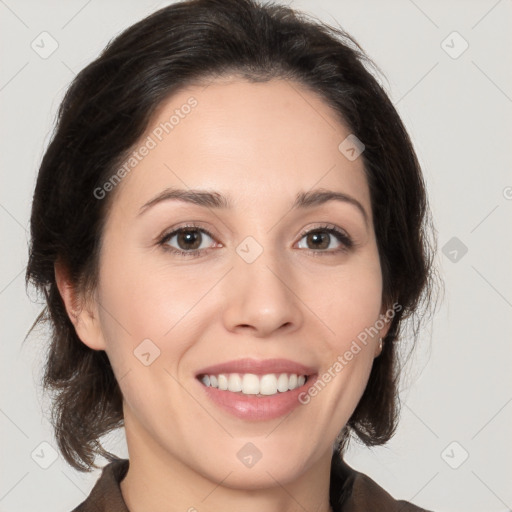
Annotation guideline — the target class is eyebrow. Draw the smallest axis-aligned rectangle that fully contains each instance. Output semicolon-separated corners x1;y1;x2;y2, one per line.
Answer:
138;187;369;225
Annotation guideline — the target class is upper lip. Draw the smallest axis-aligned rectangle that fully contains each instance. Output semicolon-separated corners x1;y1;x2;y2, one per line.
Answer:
195;358;317;377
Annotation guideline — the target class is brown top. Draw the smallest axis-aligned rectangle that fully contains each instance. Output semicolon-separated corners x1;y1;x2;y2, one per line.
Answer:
72;455;432;512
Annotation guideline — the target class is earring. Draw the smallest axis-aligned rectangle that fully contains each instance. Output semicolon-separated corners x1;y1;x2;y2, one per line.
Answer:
378;337;383;353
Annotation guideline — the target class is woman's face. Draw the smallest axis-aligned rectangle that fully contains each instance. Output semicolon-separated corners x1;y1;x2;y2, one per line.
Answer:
78;77;390;487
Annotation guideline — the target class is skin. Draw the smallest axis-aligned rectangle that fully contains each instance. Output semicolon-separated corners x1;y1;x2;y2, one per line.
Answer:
56;77;391;512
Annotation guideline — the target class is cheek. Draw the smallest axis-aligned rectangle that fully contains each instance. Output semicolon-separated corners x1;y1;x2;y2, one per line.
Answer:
305;267;382;426
94;244;221;403
304;251;383;404
96;240;211;343
93;256;197;424
310;255;384;347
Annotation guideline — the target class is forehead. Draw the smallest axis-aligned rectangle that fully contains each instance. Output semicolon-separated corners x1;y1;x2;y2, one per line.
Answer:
108;77;371;216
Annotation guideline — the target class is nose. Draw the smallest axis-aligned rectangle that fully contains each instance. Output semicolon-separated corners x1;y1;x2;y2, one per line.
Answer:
221;247;304;338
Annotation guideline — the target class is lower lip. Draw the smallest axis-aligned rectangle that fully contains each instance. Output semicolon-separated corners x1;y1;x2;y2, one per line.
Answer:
197;375;318;421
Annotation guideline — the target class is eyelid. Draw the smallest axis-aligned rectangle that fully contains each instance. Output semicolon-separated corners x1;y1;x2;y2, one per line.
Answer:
297;223;351;241
157;223;218;248
296;223;354;252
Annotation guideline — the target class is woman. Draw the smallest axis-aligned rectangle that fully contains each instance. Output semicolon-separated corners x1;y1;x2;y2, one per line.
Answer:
26;0;437;510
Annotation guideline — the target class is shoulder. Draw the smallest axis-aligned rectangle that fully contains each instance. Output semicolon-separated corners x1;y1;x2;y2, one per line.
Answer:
71;458;129;512
330;455;434;512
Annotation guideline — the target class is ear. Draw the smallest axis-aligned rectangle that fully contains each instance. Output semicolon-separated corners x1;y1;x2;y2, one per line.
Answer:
54;259;106;351
374;301;395;357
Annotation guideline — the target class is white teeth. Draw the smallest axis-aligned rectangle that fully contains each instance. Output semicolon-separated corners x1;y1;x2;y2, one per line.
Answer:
242;374;260;394
228;373;242;392
277;373;289;392
200;372;309;396
259;374;277;395
218;374;228;390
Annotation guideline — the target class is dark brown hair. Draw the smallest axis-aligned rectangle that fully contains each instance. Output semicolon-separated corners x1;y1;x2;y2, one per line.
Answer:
26;0;438;471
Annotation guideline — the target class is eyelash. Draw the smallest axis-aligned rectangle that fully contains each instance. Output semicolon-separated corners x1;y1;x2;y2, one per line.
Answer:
157;223;353;258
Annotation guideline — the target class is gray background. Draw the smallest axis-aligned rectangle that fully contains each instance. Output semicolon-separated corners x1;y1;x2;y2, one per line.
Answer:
1;0;511;511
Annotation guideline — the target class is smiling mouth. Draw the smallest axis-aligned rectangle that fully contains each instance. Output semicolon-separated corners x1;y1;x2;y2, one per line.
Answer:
197;372;313;397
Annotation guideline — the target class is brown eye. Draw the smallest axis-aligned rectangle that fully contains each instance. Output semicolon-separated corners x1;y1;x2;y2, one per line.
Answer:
175;229;202;250
297;226;353;253
304;231;330;250
161;227;217;255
